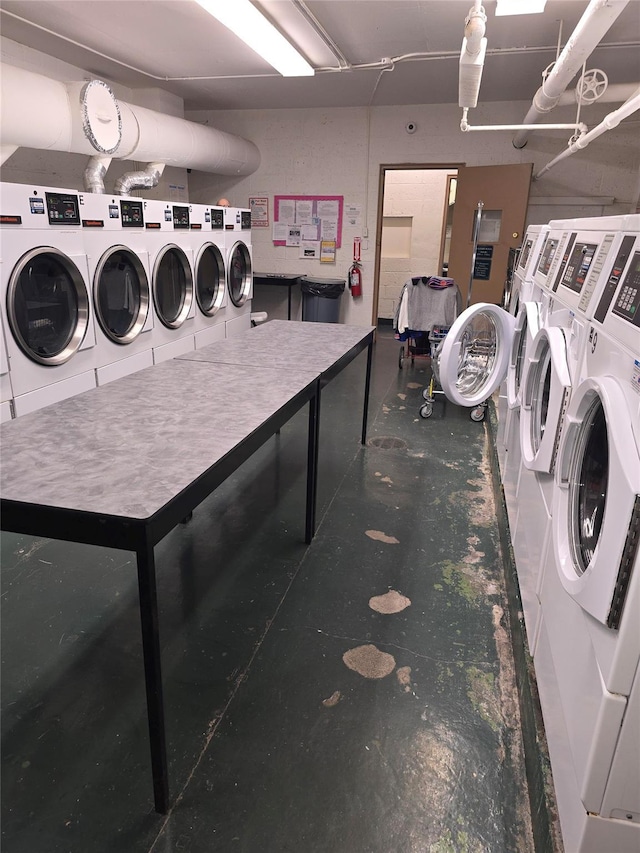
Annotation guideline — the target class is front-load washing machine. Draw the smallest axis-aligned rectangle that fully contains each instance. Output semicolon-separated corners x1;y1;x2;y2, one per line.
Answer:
436;301;549;650
224;207;253;338
142;198;196;363
0;318;14;422
536;231;640;852
80;191;155;385
190;202;227;349
499;226;550;512
0;182;97;417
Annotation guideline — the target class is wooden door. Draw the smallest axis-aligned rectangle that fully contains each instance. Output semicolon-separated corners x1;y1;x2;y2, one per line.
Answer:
447;163;532;306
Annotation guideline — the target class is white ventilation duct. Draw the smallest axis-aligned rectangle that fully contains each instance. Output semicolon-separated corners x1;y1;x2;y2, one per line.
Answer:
0;62;261;178
512;0;629;149
458;2;487;109
534;87;640;180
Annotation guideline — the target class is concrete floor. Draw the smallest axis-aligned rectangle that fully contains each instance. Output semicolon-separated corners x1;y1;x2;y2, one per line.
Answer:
2;326;543;852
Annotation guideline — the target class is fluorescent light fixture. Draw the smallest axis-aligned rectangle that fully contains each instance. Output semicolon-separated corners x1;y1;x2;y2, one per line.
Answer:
195;0;315;77
495;0;547;15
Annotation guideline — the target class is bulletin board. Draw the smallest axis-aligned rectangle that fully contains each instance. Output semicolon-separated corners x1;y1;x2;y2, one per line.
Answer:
273;195;344;248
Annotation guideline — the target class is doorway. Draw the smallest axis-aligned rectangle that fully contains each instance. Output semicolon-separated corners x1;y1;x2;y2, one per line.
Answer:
372;162;533;323
373;166;459;324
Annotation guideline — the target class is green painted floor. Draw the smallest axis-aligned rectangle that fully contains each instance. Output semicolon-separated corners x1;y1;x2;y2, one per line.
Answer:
2;326;539;852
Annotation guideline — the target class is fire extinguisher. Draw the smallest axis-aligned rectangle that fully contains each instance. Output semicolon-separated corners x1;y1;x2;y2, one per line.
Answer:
348;237;363;298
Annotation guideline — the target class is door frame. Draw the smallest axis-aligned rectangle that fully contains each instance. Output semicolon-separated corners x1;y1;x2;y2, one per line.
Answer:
371;163;464;326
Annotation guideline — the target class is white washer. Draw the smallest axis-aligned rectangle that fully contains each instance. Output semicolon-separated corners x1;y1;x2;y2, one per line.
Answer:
80;192;154;385
224;207;253;338
0;317;14;421
499;226;549;528
437;301;547;651
0;182;97;417
534;229;640;852
142;198;196;363
190;202;227;349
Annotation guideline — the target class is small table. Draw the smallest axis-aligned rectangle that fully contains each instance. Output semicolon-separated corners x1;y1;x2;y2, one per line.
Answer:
253;273;301;320
0;321;374;815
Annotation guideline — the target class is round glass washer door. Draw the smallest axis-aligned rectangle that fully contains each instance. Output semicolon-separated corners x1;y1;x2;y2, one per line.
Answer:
196;243;226;316
152;244;193;329
506;301;541;410
520;326;570;473
438;303;515;407
553;377;640;628
6;246;90;366
94;246;150;344
227;241;252;307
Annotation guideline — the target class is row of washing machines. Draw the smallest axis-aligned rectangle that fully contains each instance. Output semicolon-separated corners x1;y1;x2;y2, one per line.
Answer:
436;213;640;852
0;181;254;420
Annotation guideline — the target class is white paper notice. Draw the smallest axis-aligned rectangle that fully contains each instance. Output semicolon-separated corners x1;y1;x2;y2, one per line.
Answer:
321;219;338;241
317;200;339;220
299;241;319;259
344;204;362;227
295;200;313;224
286;226;301;246
278;200;296;225
301;223;319;241
273;223;289;241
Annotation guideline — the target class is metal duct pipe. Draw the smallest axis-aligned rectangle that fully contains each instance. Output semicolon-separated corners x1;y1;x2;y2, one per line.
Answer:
0;62;261;176
115;162;165;195
512;0;629;148
84;156;112;193
534;87;640;180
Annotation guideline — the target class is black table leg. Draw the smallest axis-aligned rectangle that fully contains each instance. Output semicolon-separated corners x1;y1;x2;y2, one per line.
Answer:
136;539;169;814
361;337;373;445
305;385;321;543
287;286;292;321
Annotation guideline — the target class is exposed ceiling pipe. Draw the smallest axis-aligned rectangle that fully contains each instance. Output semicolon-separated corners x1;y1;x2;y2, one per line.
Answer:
534;87;640;180
558;80;640;106
0;62;261;177
460;107;587;134
512;0;629;149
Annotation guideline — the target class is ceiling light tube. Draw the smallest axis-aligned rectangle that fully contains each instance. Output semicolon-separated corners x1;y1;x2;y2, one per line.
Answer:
496;0;547;15
195;0;314;77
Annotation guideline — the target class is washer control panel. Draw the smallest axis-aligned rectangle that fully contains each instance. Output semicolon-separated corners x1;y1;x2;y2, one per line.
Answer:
613;250;640;327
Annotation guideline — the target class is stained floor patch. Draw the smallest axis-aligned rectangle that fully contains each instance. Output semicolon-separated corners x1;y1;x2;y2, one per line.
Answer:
342;644;396;679
396;666;412;692
365;530;400;544
369;589;411;614
322;690;341;707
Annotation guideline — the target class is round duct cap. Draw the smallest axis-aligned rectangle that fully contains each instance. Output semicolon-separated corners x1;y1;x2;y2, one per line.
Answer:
80;79;122;154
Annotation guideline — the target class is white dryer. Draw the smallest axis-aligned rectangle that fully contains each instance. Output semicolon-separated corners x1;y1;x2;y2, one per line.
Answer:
535;229;640;852
80;192;154;385
190;203;227;349
0;182;97;417
224;207;253;338
143;198;196;363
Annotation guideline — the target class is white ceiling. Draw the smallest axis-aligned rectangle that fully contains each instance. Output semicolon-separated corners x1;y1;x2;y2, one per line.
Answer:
1;0;639;111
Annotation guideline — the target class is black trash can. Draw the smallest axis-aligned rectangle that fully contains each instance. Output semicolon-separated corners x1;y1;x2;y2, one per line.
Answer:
300;276;345;323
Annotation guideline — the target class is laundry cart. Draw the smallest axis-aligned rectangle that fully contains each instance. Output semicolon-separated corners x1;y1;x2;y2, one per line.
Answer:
394;276;461;417
394;276;460;368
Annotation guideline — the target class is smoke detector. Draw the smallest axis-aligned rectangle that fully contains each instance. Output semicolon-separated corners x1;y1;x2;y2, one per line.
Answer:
405;121;417;134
